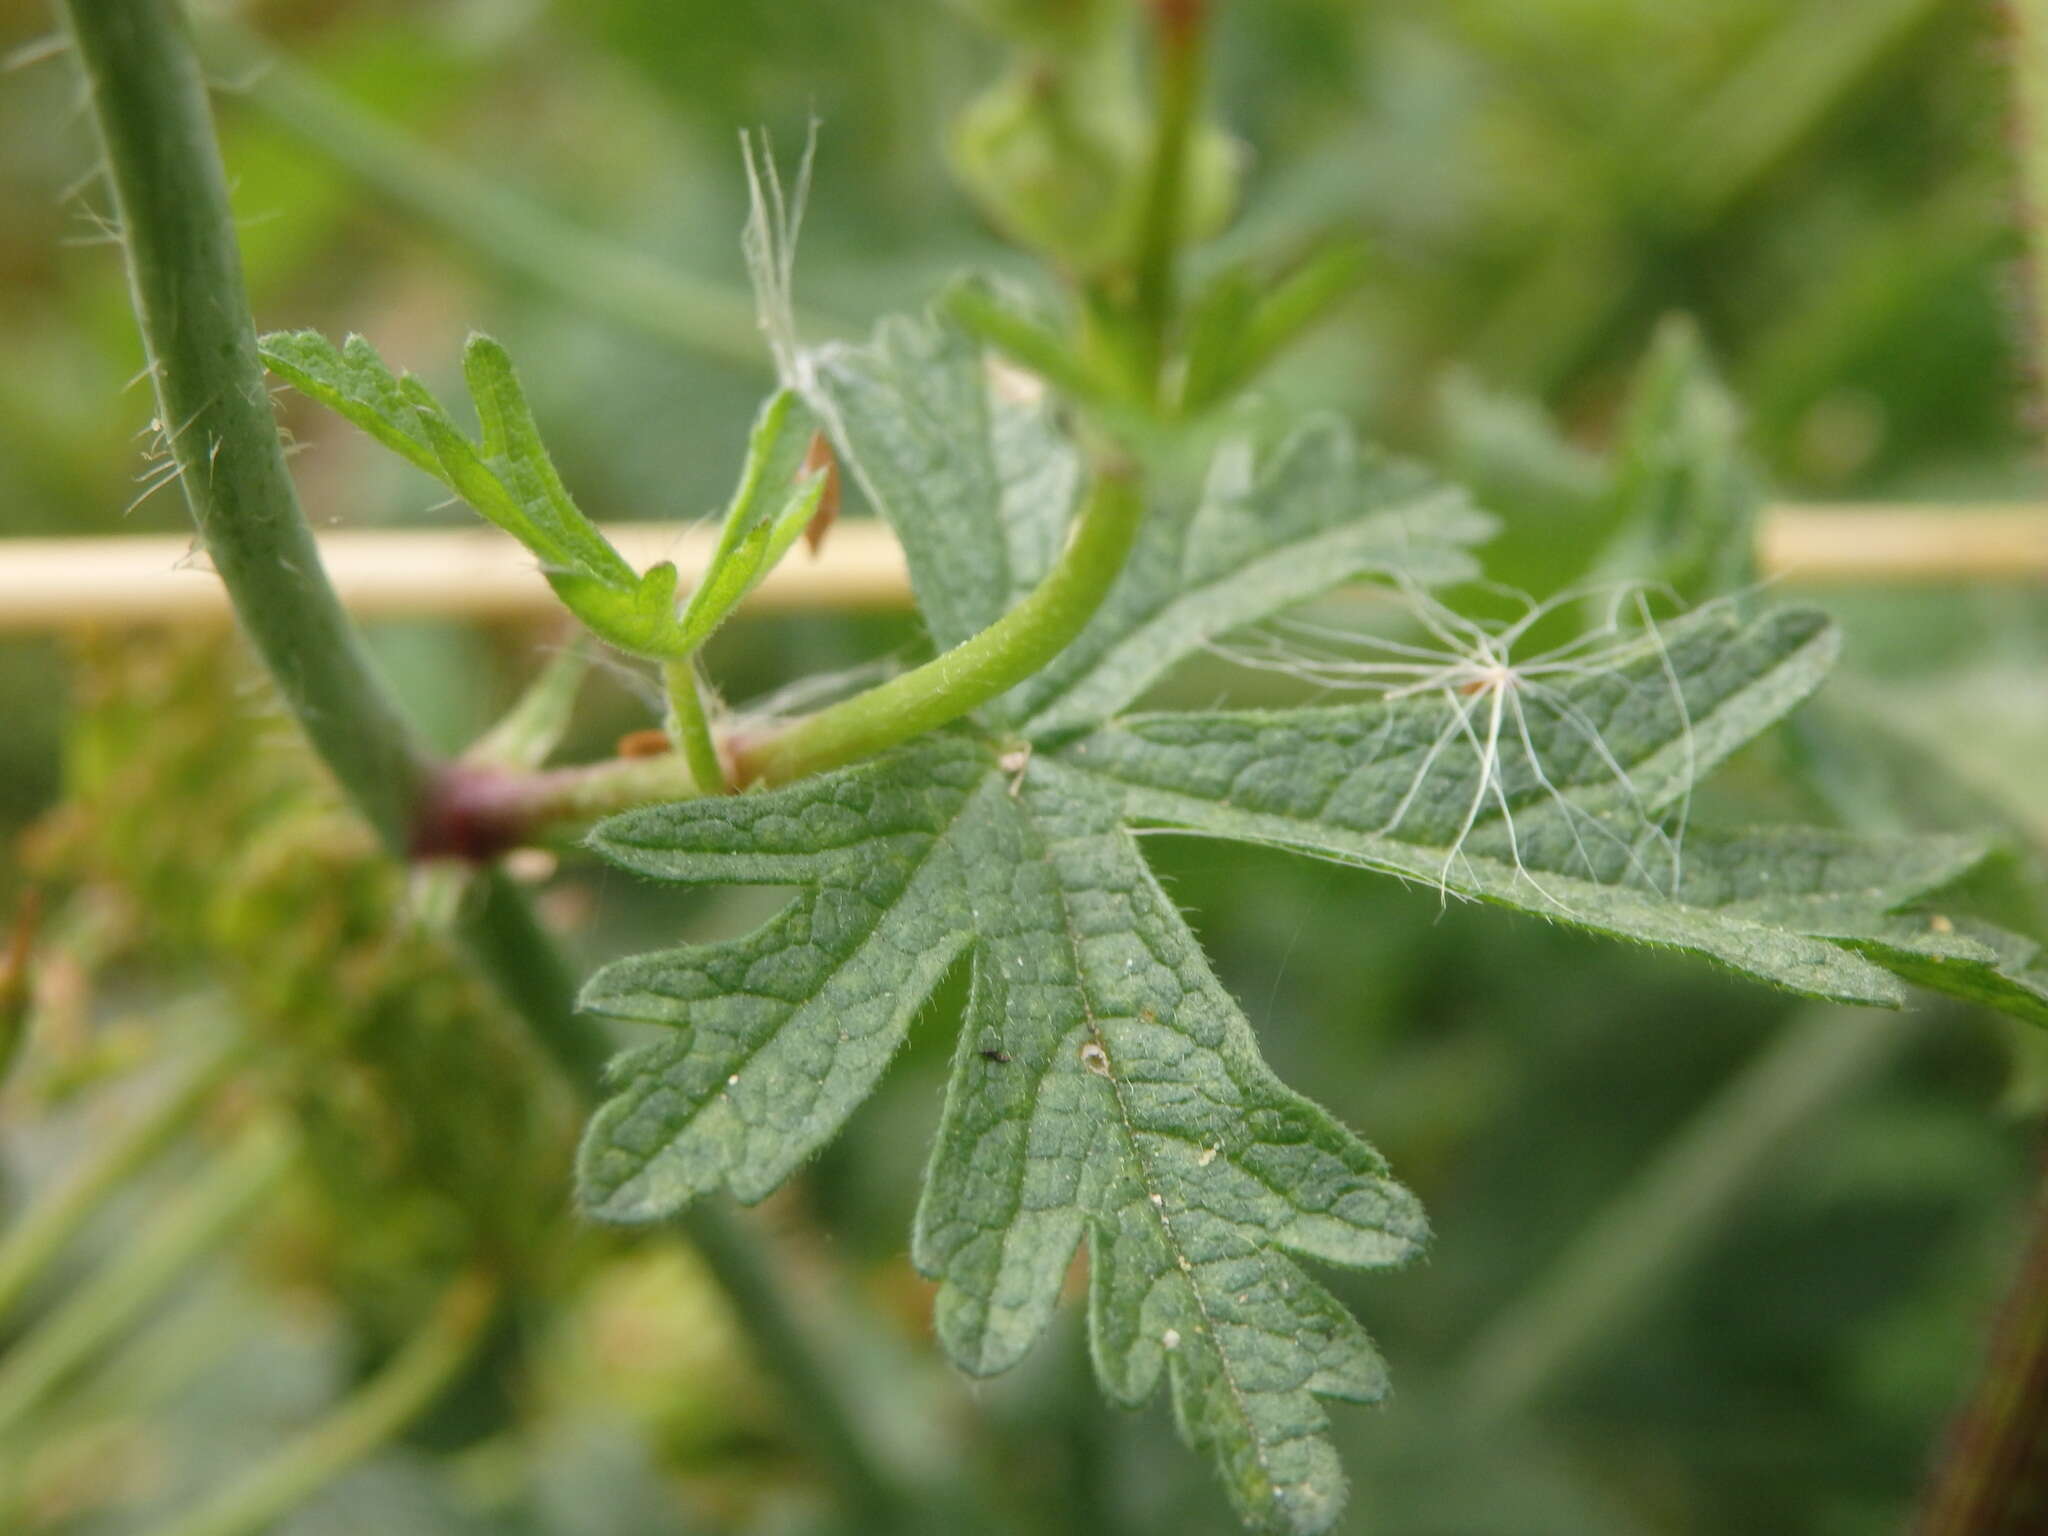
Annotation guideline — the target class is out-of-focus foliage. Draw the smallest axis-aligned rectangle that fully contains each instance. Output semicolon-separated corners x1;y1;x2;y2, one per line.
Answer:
1;0;2044;1532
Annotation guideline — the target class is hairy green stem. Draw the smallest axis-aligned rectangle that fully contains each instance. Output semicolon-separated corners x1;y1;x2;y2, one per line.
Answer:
142;1270;500;1536
663;658;729;794
0;1031;243;1323
0;1124;295;1440
735;465;1144;786
1129;0;1208;388
1458;1006;1917;1422
66;0;432;852
431;464;1147;831
67;9;942;1522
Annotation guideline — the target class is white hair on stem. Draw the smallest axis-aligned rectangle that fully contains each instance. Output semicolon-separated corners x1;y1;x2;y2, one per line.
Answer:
1211;579;1706;914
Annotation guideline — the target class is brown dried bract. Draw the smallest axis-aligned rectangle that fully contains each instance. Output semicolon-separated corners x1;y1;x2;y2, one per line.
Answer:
801;430;842;556
616;729;674;760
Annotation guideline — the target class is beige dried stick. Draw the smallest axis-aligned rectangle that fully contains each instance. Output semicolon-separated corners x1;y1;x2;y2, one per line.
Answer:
0;505;2044;633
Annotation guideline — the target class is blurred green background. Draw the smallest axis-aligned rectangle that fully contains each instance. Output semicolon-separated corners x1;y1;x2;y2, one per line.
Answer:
2;1;2046;1533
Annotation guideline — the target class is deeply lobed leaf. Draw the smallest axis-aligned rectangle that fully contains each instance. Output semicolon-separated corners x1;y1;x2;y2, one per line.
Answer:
579;739;1423;1533
564;300;2042;1531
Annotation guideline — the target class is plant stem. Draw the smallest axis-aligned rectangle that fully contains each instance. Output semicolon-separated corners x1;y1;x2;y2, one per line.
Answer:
65;0;433;854
734;464;1144;786
1913;1147;2048;1536
1458;1006;1917;1422
462;868;615;1086
67;12;940;1523
67;0;599;1095
0;1124;295;1440
1129;0;1208;390
0;1031;243;1323
142;1269;500;1536
663;658;729;794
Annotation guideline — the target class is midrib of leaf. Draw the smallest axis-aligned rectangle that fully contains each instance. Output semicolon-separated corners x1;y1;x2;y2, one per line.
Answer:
1040;821;1289;1511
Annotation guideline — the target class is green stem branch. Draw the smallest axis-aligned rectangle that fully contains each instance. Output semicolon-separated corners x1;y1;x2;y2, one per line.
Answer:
66;0;432;853
663;658;729;794
734;464;1144;786
1129;0;1208;388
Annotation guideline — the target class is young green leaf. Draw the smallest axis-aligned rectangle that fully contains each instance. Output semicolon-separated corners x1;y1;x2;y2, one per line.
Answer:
261;329;673;651
578;737;1423;1534
459;335;640;586
671;388;829;653
263;329;834;666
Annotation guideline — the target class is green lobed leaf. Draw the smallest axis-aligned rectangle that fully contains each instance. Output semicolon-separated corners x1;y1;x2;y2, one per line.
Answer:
578;738;1423;1534
264;329;838;665
568;296;2037;1534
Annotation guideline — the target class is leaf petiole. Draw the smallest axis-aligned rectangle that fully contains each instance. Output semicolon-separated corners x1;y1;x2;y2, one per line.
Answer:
732;461;1145;786
663;657;728;794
